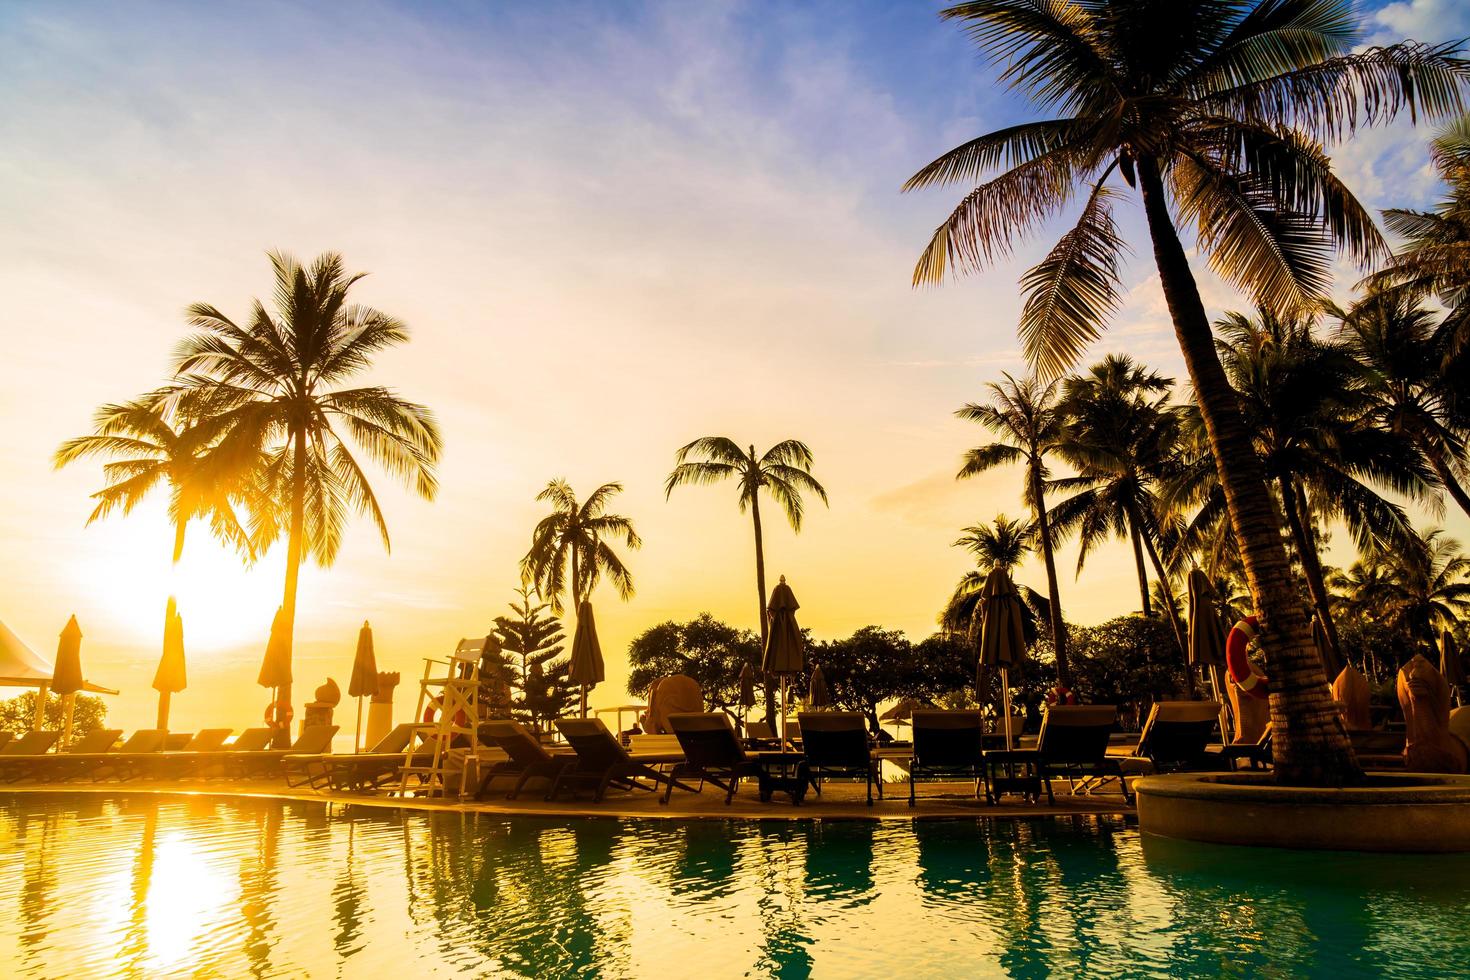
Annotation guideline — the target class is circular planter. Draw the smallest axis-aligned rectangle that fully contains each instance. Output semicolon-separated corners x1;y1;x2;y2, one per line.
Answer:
1135;771;1470;852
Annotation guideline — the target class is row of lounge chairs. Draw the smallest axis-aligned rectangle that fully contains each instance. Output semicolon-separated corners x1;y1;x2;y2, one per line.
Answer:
0;725;338;783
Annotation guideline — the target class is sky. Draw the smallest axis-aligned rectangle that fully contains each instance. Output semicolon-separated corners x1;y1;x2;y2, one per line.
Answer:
2;0;1469;735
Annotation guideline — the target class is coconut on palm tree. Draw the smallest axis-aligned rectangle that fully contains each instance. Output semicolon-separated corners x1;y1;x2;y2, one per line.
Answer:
908;0;1470;783
522;479;640;613
163;251;442;734
664;437;826;726
956;374;1072;685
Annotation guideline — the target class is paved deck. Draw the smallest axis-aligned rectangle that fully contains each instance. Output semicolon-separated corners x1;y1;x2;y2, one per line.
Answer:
1;776;1135;822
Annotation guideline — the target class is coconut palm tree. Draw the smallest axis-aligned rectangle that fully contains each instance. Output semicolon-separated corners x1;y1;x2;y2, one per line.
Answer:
956;374;1071;684
1356;528;1470;646
907;0;1469;783
163;251;442;726
942;515;1044;634
665;438;826;726
54;399;251;563
522;479;640;613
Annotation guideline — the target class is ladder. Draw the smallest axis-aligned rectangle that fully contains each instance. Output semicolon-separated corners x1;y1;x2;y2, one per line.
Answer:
396;638;484;797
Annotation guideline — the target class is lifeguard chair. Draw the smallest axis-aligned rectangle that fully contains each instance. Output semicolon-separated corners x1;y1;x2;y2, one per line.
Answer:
397;638;484;796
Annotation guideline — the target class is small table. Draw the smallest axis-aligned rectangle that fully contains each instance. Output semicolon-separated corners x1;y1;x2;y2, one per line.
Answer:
755;751;810;804
983;748;1043;804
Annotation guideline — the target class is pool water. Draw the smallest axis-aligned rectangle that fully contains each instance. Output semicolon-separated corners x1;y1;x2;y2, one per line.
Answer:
2;795;1468;978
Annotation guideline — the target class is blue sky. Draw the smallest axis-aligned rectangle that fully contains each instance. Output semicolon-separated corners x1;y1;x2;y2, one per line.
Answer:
2;0;1469;730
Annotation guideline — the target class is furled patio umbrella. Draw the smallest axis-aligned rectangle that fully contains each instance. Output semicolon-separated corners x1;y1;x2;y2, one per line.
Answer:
569;601;605;718
1186;570;1232;738
258;607;292;743
347;621;379;752
762;576;804;744
1440;629;1466;707
975;568;1025;750
52;615;85;747
152;597;187;731
738;661;757;731
1312;614;1342;683
807;664;831;709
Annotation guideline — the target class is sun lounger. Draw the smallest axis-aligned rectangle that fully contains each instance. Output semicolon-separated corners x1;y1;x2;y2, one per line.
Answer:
1219;728;1273;771
0;728;122;783
908;710;986;807
666;713;766;804
1030;705;1125;804
798;711;881;805
744;719;778;747
222;725;338;779
477;720;572;799
127;729;235;780
287;723;423;791
1122;701;1226;775
550;717;696;803
0;732;12;751
0;731;60;756
87;729;170;781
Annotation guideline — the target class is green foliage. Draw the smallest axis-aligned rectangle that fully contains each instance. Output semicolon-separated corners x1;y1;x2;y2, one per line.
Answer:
626;614;761;710
1063;616;1191;725
809;627;917;731
491;588;573;731
0;692;107;738
522;480;640;613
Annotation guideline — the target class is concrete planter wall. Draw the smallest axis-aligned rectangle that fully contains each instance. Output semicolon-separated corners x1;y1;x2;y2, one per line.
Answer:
1135;772;1470;852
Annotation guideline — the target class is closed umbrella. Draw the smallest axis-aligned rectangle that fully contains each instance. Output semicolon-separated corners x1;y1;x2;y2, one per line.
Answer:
762;576;804;744
569;601;605;718
153;597;187;731
348;621;379;752
1186;569;1232;738
976;568;1025;749
738;661;757;731
1440;629;1466;706
52;615;85;747
807;664;831;709
1312;614;1342;682
259;607;292;742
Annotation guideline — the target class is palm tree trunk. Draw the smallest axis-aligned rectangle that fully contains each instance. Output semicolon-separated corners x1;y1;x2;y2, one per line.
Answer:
1134;509;1195;696
1137;156;1357;785
571;547;585;716
170;521;187;564
1129;521;1153;617
1279;477;1343;670
1030;465;1070;686
752;488;776;730
276;426;308;748
1425;442;1470;520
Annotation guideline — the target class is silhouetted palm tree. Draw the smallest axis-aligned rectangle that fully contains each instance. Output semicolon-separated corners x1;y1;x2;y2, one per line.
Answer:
1350;528;1470;645
956;374;1071;684
54;399;251;562
665;438;826;725
164;251;441;722
943;515;1045;635
522;479;640;613
908;0;1468;782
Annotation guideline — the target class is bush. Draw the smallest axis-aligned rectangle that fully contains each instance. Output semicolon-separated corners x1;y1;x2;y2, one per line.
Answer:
0;691;107;737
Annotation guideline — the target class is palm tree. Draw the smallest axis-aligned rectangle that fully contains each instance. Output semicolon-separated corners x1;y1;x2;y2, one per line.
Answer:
54;399;251;562
164;251;442;727
907;0;1469;783
1357;528;1470;647
942;515;1046;638
1331;291;1470;519
956;374;1071;684
665;438;826;726
522;479;640;613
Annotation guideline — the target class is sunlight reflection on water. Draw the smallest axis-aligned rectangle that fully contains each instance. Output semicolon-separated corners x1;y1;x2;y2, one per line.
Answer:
2;795;1468;978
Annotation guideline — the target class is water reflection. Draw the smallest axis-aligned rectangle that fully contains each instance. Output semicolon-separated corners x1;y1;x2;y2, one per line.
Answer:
2;796;1468;978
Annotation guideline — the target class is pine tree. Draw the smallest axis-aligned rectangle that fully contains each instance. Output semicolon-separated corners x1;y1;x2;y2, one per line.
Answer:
492;587;574;731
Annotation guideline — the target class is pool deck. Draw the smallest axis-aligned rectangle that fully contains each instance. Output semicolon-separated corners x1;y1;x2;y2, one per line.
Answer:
1;777;1135;822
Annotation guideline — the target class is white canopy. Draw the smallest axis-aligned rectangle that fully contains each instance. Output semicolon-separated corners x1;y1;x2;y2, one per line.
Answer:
0;618;118;694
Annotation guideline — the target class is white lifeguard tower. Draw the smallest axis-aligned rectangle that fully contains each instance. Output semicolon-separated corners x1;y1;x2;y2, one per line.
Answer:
397;638;484;797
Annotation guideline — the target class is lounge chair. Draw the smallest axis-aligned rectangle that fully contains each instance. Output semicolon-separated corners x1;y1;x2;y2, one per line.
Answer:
1;728;121;783
1030;705;1125;804
0;732;12;751
87;729;169;781
477;720;572;799
0;731;60;756
132;729;235;780
908;710;986;807
550;718;695;803
223;725;338;779
666;713;766;804
744;719;778;746
798;711;881;805
1219;728;1273;771
1123;701;1226;775
290;723;424;791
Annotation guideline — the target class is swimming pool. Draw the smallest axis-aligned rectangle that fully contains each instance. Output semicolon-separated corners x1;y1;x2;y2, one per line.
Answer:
2;795;1467;977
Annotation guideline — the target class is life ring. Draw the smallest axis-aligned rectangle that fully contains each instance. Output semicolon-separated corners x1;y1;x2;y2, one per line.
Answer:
1226;616;1269;699
264;701;294;728
422;697;468;728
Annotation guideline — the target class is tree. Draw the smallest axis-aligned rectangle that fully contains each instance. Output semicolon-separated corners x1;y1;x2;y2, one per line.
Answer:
522;480;640;614
625;614;762;711
1065;616;1191;728
810;627;915;733
908;0;1469;783
0;691;106;738
956;374;1071;684
942;515;1047;638
1353;528;1470;647
54;399;251;562
165;251;441;733
664;437;826;725
492;587;570;732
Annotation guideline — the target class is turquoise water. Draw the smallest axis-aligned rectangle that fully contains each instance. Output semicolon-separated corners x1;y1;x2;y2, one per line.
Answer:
2;795;1468;978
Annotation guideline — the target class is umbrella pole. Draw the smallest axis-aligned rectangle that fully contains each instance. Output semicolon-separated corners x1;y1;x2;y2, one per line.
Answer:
32;684;48;731
780;677;789;748
61;692;76;749
1208;666;1232;743
1001;668;1013;751
156;691;171;732
580;683;588;719
354;696;364;753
